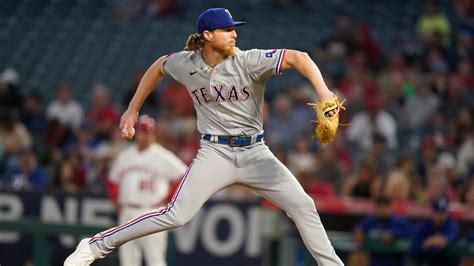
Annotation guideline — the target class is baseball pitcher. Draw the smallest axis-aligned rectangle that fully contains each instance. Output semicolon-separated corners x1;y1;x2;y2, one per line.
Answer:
65;7;345;266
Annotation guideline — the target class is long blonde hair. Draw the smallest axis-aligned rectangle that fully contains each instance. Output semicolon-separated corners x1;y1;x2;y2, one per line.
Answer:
185;33;204;51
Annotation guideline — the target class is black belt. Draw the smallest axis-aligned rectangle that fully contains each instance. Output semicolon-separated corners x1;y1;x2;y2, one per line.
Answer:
202;134;264;147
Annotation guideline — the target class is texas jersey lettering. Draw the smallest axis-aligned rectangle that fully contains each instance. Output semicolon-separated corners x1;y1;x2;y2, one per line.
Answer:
163;48;285;136
190;85;251;106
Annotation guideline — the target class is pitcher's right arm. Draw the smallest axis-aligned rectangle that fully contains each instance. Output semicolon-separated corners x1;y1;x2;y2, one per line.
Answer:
120;55;168;139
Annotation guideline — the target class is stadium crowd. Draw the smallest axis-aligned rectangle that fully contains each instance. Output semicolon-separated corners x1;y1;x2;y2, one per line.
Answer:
0;1;473;206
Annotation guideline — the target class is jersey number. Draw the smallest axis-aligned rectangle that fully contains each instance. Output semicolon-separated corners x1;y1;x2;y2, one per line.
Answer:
139;179;154;192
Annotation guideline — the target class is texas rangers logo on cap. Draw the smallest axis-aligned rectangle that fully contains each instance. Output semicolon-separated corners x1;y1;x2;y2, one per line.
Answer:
225;9;233;19
196;8;246;33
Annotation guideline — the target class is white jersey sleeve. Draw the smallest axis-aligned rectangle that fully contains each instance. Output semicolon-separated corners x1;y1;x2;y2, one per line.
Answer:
163;51;191;83
244;49;286;83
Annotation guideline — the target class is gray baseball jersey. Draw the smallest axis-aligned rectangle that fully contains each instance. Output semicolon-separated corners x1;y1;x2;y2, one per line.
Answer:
87;48;343;265
163;48;285;135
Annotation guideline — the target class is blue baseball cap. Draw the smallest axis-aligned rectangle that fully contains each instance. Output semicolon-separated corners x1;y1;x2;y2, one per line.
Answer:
432;197;449;212
197;8;246;33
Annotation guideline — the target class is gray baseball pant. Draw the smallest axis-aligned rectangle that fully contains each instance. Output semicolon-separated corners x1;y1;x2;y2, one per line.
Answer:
89;140;343;265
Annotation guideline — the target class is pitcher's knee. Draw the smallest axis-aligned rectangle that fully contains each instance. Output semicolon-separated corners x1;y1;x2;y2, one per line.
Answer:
169;211;193;227
287;194;316;215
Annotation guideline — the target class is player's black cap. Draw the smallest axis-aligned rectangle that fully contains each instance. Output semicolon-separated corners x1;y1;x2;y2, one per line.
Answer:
197;8;246;33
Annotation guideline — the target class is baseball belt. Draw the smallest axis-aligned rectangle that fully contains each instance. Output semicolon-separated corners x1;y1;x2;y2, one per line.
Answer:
202;134;264;147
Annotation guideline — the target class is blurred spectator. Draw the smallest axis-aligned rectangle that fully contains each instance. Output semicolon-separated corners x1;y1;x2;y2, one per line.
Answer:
384;169;412;204
439;74;473;125
46;82;84;130
287;136;316;176
87;85;118;140
66;149;89;190
456;56;474;87
332;132;353;176
455;129;474;179
424;165;458;202
68;126;98;161
0;68;20;86
20;92;47;136
377;53;408;92
315;12;355;61
286;84;315;128
337;60;376;110
401;81;440;131
437;152;462;190
93;142;114;188
453;32;474;66
313;145;343;193
0;108;32;156
431;71;449;96
99;128;130;161
266;94;302;148
390;156;423;202
90;127;130;189
353;24;381;69
417;1;452;45
49;160;79;193
176;120;200;165
365;133;395;176
67;125;101;188
154;118;180;152
419;112;451;153
467;230;474;245
410;197;460;266
42;147;64;183
354;197;412;266
43;119;73;150
145;0;180;17
0;68;22;112
452;0;474;21
346;97;398;152
424;46;450;74
453;106;472;146
342;158;382;199
160;79;195;117
376;54;415;115
416;136;439;185
4;148;46;191
122;70;160;116
460;176;474;205
298;170;336;199
165;116;197;144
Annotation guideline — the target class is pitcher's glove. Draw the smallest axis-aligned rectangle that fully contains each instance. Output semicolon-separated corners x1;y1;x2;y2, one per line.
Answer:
308;95;347;144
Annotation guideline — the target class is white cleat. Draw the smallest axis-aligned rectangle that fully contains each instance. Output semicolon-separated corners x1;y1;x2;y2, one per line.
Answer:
64;238;97;266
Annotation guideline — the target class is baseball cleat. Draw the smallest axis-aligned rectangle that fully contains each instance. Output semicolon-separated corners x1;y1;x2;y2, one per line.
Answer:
64;238;97;266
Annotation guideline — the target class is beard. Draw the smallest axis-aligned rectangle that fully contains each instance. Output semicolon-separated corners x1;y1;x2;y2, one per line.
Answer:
223;45;236;57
